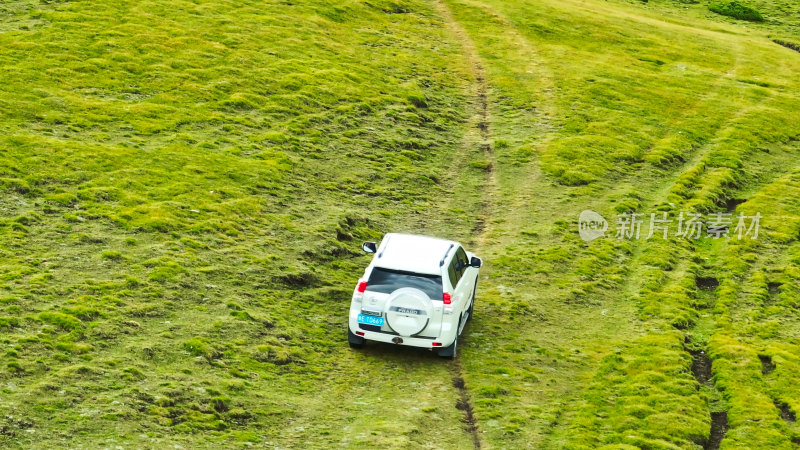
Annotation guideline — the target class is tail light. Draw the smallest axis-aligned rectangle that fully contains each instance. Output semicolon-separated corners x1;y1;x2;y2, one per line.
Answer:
353;280;367;303
443;292;451;305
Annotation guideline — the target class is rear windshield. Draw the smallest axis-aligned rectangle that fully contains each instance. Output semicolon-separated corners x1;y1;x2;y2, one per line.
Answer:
366;267;443;299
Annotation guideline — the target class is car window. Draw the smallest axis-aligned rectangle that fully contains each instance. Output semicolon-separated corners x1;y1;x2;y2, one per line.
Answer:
448;261;459;288
455;247;469;279
367;267;443;299
448;256;462;288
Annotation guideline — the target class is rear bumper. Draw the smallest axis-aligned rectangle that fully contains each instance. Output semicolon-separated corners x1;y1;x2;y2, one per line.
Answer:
349;308;456;348
355;327;444;348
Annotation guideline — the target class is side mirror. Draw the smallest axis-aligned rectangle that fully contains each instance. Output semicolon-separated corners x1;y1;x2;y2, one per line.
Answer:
470;256;482;268
362;241;377;253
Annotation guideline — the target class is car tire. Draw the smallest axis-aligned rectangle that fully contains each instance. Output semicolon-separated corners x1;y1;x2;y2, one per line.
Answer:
348;327;365;349
438;315;460;359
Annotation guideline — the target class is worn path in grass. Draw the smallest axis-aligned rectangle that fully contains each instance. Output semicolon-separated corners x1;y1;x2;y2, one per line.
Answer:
433;0;496;446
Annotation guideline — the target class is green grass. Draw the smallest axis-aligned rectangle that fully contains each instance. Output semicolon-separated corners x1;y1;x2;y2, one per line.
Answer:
0;0;483;446
2;0;800;447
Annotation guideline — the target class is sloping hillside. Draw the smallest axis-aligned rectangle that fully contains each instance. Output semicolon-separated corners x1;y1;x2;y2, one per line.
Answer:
1;0;799;448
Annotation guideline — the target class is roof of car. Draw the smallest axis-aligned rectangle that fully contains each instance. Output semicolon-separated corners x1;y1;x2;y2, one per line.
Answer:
372;233;458;275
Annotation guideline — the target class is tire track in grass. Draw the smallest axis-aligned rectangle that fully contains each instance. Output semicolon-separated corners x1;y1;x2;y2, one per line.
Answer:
433;0;497;248
627;130;800;449
433;0;497;447
686;277;729;450
686;143;800;449
452;367;480;449
694;164;800;448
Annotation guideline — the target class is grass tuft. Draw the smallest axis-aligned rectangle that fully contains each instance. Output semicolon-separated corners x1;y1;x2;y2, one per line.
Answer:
709;1;764;22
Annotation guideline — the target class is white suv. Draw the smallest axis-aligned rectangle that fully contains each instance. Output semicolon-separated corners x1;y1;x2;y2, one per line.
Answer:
347;233;482;359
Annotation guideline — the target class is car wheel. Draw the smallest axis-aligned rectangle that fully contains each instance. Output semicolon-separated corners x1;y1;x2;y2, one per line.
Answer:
348;327;365;349
438;315;460;359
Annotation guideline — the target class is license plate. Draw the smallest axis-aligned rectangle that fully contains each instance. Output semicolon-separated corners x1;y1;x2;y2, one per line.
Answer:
357;314;384;327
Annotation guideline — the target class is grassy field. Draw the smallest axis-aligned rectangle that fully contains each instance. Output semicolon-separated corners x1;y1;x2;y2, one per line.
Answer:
2;0;800;448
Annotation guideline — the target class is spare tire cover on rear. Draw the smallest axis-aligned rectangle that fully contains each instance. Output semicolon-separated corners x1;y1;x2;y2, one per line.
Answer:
384;287;433;337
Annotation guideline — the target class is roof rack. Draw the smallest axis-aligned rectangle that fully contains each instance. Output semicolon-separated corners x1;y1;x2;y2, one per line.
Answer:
439;243;454;267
